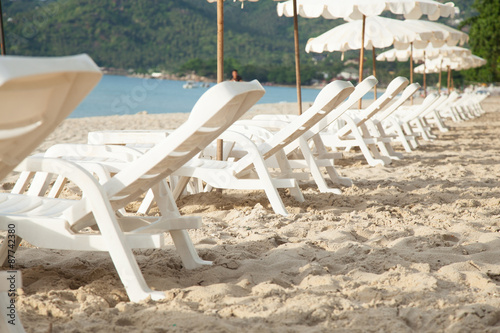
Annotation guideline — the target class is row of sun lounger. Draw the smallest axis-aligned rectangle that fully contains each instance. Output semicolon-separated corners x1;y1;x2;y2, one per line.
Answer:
0;54;489;331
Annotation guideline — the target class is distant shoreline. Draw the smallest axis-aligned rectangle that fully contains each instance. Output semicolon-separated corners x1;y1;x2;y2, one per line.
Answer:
101;67;327;90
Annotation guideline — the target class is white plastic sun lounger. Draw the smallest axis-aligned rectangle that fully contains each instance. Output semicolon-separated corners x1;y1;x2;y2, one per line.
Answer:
2;75;265;302
0;54;102;332
320;76;409;166
85;80;356;216
228;76;378;192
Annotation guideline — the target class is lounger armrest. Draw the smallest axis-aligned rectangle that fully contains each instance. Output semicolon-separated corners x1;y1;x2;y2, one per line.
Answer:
235;119;290;130
88;130;171;145
14;156;111;205
215;131;269;174
252;114;298;122
45;143;144;161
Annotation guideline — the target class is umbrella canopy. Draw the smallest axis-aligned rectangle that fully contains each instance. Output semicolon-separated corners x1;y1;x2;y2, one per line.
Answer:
278;0;456;94
377;44;470;95
395;19;468;49
277;0;456;21
305;16;458;99
414;54;486;93
377;45;471;62
305;16;446;53
414;54;487;73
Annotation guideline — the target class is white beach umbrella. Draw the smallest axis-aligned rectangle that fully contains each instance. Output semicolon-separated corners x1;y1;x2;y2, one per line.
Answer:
377;45;471;62
414;54;486;92
397;19;468;49
277;0;456;21
415;54;487;73
305;17;440;53
305;16;454;98
376;21;468;89
278;0;456;97
377;45;471;94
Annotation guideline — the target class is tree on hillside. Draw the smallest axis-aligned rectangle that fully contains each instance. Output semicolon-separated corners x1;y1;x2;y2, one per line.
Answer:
460;0;500;83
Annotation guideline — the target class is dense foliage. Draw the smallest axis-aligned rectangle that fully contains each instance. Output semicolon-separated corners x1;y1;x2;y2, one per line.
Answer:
460;0;500;83
1;0;488;86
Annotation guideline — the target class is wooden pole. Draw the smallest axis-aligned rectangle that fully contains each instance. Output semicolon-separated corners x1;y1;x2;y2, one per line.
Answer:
0;0;6;55
410;43;414;105
423;51;426;97
217;0;224;84
372;48;377;100
216;0;224;163
358;15;366;109
292;0;302;115
438;59;443;91
448;66;451;94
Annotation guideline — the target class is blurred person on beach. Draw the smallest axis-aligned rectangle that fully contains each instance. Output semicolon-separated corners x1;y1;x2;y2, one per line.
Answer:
231;69;242;82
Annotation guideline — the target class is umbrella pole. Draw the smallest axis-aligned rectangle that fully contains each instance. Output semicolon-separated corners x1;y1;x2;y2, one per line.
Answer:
372;48;377;100
292;0;302;115
410;42;413;105
358;15;366;109
438;59;443;91
447;65;451;94
216;0;224;164
217;0;224;84
423;51;426;97
0;0;6;55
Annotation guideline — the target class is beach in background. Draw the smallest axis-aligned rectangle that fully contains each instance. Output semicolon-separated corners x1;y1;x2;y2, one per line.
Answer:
1;96;500;332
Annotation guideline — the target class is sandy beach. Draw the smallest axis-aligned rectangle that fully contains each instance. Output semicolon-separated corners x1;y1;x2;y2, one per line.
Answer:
2;96;500;332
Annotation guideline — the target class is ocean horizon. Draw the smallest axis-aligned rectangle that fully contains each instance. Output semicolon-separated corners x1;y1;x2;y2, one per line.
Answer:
72;75;374;119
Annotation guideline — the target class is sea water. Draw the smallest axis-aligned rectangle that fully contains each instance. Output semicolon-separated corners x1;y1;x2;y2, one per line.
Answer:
71;75;374;118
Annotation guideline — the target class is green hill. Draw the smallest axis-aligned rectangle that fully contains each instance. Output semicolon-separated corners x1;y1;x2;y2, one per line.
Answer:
2;1;339;68
1;0;476;84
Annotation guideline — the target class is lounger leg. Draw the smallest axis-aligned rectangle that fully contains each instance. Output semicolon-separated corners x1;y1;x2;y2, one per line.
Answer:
93;199;166;302
431;110;449;132
272;150;305;202
250;154;296;215
389;121;414;152
402;122;421;149
138;190;155;214
172;176;192;201
311;135;352;187
363;123;402;160
152;182;211;268
343;117;389;166
377;141;403;160
374;123;404;159
298;137;342;193
414;119;434;141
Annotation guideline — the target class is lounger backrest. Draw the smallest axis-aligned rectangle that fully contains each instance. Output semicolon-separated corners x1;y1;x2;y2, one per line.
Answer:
414;93;450;119
337;76;409;138
400;93;440;122
251;80;355;163
0;54;102;180
374;83;420;123
316;75;378;136
104;80;265;199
